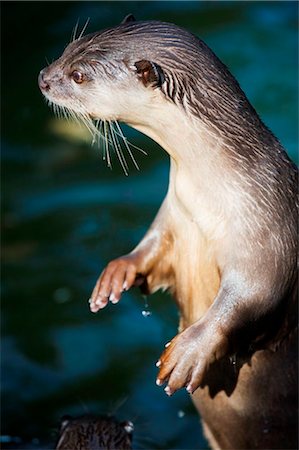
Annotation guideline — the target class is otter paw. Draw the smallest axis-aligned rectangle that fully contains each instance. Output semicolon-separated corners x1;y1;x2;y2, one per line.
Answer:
155;331;208;396
89;257;138;313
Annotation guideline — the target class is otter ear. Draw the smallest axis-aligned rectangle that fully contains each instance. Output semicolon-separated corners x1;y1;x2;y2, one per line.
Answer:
135;60;165;88
121;14;136;24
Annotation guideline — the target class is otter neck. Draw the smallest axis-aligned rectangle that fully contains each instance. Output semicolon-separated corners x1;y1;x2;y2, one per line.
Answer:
127;104;232;218
129;105;230;297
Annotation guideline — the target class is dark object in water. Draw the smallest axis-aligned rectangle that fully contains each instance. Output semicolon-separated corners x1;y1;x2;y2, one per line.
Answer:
55;415;133;450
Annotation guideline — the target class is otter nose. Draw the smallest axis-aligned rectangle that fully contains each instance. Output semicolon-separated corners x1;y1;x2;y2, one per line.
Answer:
38;70;50;91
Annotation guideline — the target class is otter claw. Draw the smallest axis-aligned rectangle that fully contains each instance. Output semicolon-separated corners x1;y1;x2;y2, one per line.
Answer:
95;298;103;306
109;292;117;303
90;305;97;313
186;384;193;394
164;386;172;396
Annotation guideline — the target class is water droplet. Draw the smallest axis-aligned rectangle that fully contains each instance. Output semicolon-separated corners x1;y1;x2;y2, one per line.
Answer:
229;354;236;365
141;295;152;318
229;354;237;373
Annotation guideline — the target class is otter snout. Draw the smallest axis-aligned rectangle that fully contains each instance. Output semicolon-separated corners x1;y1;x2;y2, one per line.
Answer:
38;69;50;92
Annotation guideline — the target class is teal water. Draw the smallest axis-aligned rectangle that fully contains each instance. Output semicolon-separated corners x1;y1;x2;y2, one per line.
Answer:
1;2;298;449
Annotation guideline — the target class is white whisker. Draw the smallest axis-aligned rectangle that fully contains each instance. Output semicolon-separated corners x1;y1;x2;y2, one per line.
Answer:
72;19;80;43
114;121;140;171
112;123;147;157
46;101;147;174
79;18;90;40
109;122;129;176
92;119;101;147
104;121;112;169
97;121;107;162
126;140;148;156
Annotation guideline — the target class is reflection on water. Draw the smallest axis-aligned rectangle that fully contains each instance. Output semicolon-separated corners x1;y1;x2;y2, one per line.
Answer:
1;1;297;449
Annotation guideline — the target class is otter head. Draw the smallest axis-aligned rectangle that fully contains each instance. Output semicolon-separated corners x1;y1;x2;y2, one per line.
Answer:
38;17;242;164
38;16;170;128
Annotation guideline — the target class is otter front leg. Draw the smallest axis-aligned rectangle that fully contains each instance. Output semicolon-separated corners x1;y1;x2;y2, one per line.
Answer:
156;275;274;395
89;201;174;313
89;254;146;312
156;319;229;395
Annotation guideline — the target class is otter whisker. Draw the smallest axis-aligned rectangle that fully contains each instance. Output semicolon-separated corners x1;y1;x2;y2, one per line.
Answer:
103;120;112;169
51;101;57;117
48;100;60;120
125;141;147;156
98;120;105;151
73;110;97;137
78;113;93;133
88;117;147;174
60;106;67;121
98;120;108;164
71;19;80;43
93;119;123;171
67;108;76;123
114;121;140;171
109;123;148;157
78;17;90;40
53;103;59;119
56;104;63;120
61;105;71;122
81;117;113;170
108;121;129;176
93;119;112;167
91;119;101;147
46;102;145;175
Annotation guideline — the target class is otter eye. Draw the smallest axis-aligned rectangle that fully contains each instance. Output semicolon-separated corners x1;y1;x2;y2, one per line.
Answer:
71;70;84;84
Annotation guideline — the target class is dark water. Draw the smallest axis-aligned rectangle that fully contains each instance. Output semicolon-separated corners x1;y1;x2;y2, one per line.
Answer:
1;2;298;449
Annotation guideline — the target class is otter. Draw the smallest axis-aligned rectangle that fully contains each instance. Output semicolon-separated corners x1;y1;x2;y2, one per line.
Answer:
55;415;133;450
38;16;298;450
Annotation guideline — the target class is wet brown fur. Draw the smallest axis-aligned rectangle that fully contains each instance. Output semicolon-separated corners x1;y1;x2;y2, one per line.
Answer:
55;415;133;450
